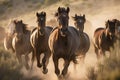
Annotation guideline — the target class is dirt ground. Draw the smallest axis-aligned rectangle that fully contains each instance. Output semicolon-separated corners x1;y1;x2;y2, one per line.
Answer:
1;0;120;80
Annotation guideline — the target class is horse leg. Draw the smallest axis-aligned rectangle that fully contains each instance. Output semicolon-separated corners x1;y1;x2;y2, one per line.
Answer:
36;49;42;68
31;49;35;70
25;54;30;70
94;46;99;59
99;49;105;57
42;51;51;74
62;59;70;76
16;54;23;67
53;55;60;76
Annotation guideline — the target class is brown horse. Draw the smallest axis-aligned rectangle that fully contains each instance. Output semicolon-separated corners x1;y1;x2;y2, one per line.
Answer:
93;20;116;59
4;20;15;52
72;14;90;61
12;20;33;69
49;7;80;76
30;12;52;74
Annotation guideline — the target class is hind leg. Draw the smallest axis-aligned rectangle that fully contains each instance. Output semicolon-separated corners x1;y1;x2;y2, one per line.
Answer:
31;49;35;69
25;54;30;70
42;51;51;74
53;55;60;76
16;53;22;64
94;46;100;59
62;59;70;76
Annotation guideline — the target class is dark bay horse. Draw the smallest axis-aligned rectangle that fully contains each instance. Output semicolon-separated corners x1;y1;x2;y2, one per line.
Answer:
12;20;33;69
93;20;116;59
30;12;53;74
72;14;90;61
49;7;80;76
4;20;15;52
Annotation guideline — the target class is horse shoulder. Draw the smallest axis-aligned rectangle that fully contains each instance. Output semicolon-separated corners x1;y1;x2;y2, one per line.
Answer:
68;26;79;35
46;26;53;31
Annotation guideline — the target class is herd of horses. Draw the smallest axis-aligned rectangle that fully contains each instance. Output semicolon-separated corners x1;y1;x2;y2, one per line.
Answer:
3;7;120;77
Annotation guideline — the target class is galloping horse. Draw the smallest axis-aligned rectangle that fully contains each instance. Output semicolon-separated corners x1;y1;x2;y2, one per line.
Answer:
93;20;116;59
72;14;90;61
4;20;15;52
12;20;33;69
30;12;52;74
49;7;80;76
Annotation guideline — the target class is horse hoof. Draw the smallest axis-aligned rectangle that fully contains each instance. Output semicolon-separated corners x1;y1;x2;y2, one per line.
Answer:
42;68;48;74
37;63;42;68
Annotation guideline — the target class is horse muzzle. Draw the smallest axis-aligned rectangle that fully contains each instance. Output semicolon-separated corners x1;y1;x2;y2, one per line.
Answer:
60;28;68;37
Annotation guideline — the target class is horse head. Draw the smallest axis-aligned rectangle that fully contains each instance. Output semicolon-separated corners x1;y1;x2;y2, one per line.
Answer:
14;20;27;41
36;11;46;36
55;7;70;37
105;20;116;39
72;14;86;32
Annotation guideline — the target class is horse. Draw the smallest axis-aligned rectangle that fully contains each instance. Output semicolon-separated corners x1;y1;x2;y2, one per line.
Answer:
48;7;80;76
12;20;33;69
72;14;90;61
4;20;15;52
93;20;116;59
30;11;53;74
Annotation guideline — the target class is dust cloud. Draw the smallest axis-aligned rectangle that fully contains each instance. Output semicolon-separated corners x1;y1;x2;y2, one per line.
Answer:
1;0;120;80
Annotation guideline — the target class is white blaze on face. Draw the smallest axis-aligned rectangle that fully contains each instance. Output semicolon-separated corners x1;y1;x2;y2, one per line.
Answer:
41;18;44;20
79;20;83;23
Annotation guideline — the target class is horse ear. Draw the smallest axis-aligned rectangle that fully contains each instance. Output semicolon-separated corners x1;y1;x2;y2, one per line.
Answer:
20;20;23;23
43;12;46;17
13;20;16;24
83;14;85;18
106;20;110;28
36;12;39;17
66;7;70;13
75;14;77;17
58;7;61;13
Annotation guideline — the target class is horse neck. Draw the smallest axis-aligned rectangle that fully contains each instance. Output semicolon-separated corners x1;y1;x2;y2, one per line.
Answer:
37;22;45;30
77;25;84;33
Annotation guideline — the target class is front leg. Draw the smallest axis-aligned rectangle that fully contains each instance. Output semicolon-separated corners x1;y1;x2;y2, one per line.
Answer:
42;50;51;74
36;49;42;68
53;55;60;76
62;59;70;76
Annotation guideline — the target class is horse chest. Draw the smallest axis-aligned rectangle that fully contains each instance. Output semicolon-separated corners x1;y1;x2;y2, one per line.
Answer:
37;36;48;50
100;36;114;50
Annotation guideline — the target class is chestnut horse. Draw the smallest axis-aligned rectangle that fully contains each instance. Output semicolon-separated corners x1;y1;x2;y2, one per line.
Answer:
72;14;90;61
12;20;33;69
93;20;116;59
49;7;80;76
30;12;52;74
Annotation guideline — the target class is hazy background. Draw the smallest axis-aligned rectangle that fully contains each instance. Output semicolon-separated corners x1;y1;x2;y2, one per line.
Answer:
0;0;120;80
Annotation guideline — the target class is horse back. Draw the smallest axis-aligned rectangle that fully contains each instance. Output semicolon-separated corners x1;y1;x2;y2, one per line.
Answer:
94;27;104;37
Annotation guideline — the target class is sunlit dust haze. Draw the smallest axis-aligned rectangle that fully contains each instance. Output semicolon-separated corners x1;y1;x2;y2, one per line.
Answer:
0;0;120;80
